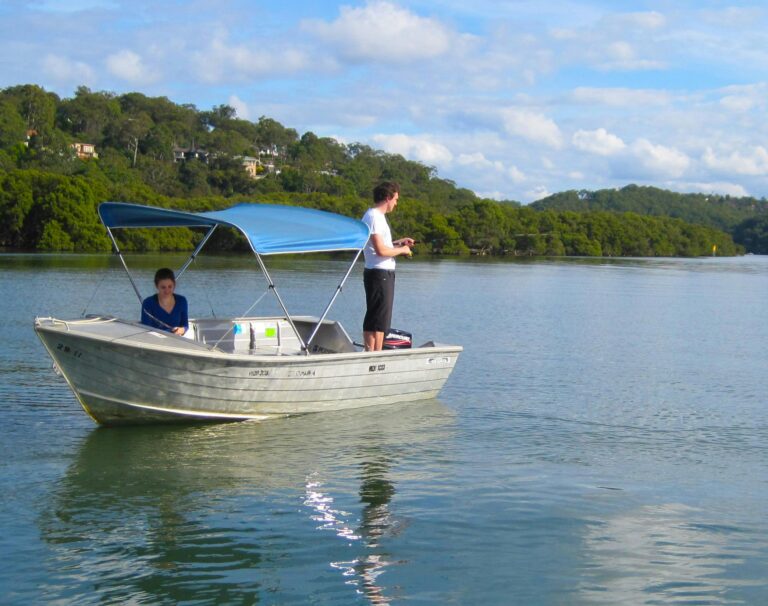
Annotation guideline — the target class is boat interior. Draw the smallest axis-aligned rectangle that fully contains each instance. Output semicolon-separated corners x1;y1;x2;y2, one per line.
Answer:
186;316;358;355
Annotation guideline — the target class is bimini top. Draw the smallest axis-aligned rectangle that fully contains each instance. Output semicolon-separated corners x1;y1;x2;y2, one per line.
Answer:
99;201;371;255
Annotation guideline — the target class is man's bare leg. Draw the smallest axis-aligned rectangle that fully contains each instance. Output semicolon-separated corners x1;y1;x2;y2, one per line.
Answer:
363;330;385;351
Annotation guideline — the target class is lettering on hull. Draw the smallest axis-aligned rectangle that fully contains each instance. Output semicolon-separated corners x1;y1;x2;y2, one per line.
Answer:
291;369;316;377
56;343;82;359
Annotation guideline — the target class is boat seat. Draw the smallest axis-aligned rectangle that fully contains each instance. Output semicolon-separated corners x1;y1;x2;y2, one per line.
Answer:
191;318;303;354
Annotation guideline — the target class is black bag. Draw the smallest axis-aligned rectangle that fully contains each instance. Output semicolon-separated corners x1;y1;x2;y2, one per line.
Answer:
383;328;412;349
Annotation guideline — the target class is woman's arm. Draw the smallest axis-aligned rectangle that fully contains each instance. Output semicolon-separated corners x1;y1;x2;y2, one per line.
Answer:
173;295;189;335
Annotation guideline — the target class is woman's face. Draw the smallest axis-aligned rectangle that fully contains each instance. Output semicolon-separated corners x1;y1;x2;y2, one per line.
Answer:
156;278;176;297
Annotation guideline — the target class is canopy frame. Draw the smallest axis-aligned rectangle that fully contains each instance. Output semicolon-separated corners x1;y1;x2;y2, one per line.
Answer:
99;202;370;354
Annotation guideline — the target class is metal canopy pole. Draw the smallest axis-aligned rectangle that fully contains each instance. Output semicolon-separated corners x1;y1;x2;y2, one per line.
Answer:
305;248;363;350
106;227;143;304
176;224;217;280
253;252;308;353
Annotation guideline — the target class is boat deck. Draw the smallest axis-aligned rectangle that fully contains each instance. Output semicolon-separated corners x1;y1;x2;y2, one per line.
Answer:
35;315;426;357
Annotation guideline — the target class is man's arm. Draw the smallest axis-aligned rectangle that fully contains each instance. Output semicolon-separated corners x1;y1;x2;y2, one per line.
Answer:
370;234;411;257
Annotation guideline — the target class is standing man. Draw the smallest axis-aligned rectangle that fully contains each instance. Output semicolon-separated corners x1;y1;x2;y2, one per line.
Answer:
362;181;414;351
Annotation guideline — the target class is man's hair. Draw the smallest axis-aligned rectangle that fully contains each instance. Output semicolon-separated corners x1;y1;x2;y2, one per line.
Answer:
373;181;400;204
154;267;176;285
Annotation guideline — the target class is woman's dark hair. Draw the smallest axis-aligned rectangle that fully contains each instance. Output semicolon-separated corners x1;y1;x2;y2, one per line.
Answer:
154;267;176;285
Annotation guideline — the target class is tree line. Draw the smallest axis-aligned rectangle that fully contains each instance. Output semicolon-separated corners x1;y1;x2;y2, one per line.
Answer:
533;185;768;253
0;84;747;257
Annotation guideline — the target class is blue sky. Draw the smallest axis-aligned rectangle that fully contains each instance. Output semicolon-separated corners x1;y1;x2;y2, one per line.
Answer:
3;0;768;202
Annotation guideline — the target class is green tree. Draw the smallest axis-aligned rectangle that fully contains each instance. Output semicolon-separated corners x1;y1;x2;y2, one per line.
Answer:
0;99;27;149
107;112;153;167
207;156;258;196
57;86;121;145
38;220;74;250
1;84;58;135
178;158;211;196
733;215;768;254
0;170;35;247
254;116;298;161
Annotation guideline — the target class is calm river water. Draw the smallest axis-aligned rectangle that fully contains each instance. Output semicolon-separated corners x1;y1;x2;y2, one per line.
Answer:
1;253;767;605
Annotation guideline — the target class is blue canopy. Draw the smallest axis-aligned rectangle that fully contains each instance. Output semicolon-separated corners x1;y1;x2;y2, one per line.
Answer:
99;202;371;255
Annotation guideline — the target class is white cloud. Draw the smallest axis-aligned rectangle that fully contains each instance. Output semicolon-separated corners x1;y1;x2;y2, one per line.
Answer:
193;30;313;83
501;108;563;148
612;11;666;30
685;181;750;198
571;87;670;106
508;165;526;182
228;95;250;120
476;190;506;201
304;1;452;63
718;83;768;113
597;41;665;71
573;128;626;156
630;139;690;179
105;49;154;84
702;146;768;176
41;54;95;84
552;10;667;72
372;133;453;165
38;0;117;12
525;185;552;202
457;151;526;183
700;7;764;29
457;151;502;170
719;95;757;112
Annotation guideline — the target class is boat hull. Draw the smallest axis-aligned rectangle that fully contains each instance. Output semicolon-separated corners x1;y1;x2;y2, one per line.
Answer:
35;317;462;426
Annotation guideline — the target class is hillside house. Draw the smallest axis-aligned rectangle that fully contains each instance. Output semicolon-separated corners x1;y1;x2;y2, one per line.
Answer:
238;156;261;178
71;142;98;160
173;147;209;163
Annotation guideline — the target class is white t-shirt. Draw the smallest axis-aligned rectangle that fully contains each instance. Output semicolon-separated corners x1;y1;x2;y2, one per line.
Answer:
362;207;396;270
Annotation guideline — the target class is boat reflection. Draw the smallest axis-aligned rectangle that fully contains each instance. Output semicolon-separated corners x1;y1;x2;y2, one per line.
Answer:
39;400;455;604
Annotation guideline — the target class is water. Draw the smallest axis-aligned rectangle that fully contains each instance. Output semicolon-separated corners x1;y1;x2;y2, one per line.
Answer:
1;253;767;604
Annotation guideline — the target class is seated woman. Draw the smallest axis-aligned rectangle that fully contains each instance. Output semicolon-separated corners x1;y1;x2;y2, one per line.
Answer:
140;268;188;336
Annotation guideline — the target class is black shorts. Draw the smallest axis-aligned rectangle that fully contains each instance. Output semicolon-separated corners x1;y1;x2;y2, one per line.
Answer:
363;268;395;332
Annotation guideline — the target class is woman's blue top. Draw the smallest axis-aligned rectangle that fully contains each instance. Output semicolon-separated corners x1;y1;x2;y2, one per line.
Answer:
140;294;189;332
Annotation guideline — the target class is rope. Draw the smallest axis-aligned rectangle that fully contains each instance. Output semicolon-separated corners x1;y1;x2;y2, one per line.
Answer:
140;306;176;332
212;288;271;349
80;269;110;317
204;282;216;318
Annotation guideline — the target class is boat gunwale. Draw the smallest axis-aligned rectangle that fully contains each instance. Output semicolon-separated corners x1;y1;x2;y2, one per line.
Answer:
34;316;463;364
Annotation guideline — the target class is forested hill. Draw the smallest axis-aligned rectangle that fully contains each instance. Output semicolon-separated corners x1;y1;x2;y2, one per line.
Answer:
0;84;749;256
532;185;768;253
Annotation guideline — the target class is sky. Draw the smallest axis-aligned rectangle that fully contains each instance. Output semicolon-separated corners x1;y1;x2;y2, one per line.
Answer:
2;0;768;203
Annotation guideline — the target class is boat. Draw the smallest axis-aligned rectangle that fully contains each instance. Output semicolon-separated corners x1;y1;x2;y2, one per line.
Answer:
34;202;462;425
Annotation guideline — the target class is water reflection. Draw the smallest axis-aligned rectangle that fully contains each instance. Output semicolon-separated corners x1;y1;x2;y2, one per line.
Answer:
354;456;401;604
580;502;762;604
39;401;454;604
305;451;402;604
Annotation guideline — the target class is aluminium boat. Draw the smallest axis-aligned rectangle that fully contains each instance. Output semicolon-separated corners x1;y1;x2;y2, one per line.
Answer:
34;202;462;425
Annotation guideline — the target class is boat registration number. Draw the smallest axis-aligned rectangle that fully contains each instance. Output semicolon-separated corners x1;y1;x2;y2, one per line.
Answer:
56;343;83;359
